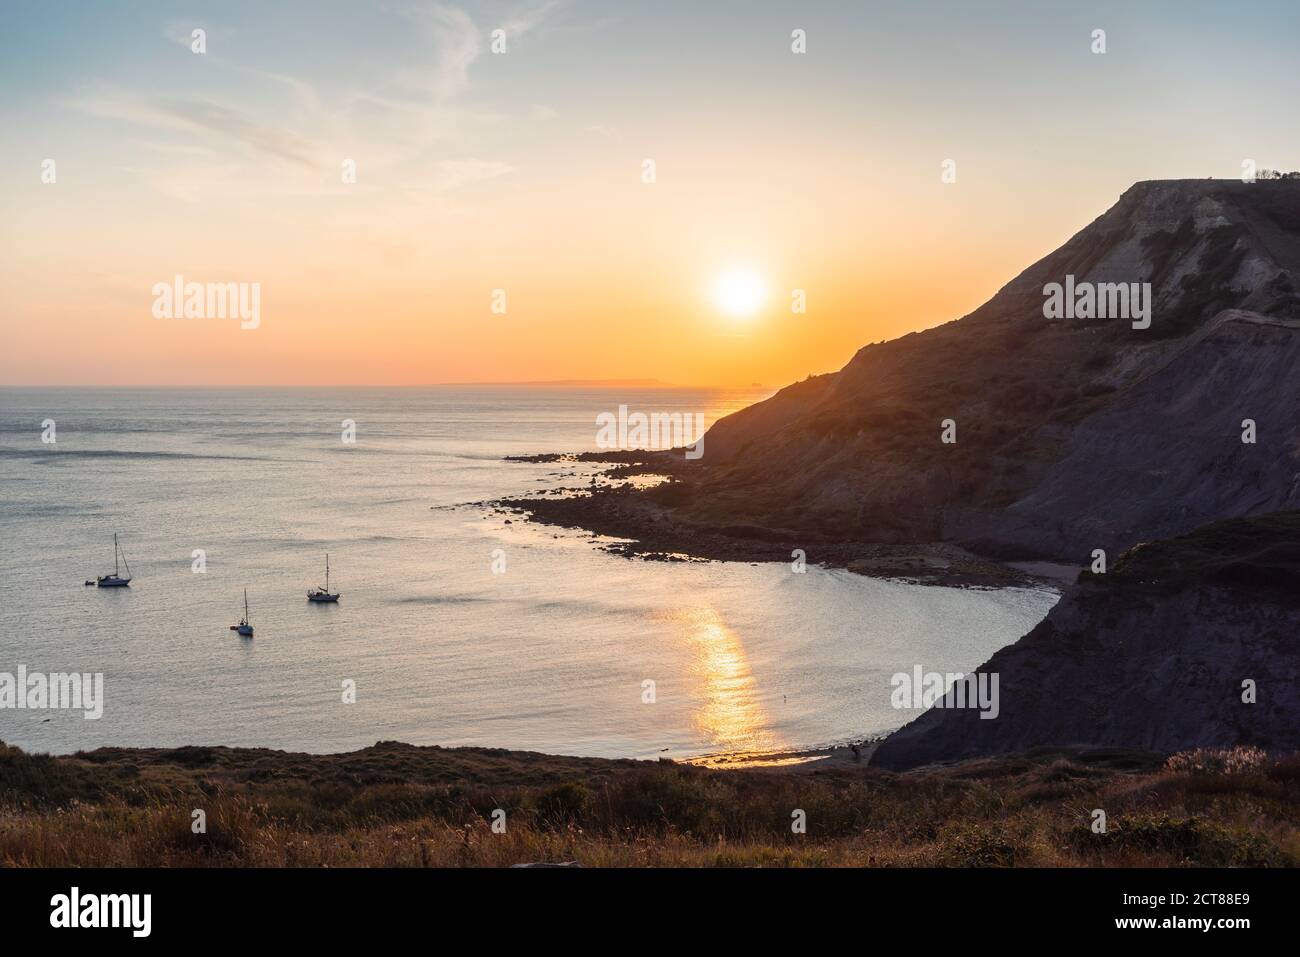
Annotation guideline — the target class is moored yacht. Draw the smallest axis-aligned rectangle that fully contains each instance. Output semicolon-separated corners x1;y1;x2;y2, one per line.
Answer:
230;589;254;637
87;534;132;587
307;553;340;603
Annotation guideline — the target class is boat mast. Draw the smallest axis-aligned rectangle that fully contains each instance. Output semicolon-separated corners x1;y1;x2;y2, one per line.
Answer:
325;553;330;591
114;533;119;576
244;588;249;621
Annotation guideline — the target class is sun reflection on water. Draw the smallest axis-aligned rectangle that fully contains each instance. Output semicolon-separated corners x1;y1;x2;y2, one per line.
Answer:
671;606;784;757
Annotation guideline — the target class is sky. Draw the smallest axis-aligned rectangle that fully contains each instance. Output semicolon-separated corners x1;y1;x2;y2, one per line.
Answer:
1;0;1297;387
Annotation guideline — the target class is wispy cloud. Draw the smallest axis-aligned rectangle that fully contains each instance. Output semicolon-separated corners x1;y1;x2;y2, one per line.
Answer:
397;1;565;100
427;4;482;100
499;0;566;42
160;20;236;49
66;3;569;203
74;92;320;168
429;158;513;192
161;97;320;168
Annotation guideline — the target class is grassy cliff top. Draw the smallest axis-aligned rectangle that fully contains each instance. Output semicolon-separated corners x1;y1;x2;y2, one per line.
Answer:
2;739;1297;867
1086;510;1300;592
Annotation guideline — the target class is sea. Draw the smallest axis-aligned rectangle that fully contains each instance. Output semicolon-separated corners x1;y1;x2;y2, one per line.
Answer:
0;387;1058;759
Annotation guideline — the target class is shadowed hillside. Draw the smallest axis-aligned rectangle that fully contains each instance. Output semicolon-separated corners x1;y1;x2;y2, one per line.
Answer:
649;179;1300;561
872;511;1300;770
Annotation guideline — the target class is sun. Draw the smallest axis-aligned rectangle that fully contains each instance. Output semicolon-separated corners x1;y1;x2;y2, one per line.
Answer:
711;269;767;318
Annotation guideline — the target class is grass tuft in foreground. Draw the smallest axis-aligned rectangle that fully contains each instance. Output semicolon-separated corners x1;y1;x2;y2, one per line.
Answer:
1;741;1295;867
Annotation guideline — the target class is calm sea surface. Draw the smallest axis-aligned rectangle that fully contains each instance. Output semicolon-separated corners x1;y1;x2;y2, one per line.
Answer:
0;387;1057;758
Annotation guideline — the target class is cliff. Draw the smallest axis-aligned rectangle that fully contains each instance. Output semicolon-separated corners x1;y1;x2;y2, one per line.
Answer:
871;511;1300;769
658;179;1300;560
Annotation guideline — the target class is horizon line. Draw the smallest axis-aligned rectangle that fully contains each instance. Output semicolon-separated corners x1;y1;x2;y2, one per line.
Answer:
0;380;779;391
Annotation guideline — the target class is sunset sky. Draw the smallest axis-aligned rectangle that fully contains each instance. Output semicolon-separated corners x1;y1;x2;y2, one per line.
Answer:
2;0;1297;387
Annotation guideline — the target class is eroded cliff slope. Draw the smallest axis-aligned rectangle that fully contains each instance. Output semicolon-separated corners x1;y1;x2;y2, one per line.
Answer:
871;511;1300;769
661;179;1300;560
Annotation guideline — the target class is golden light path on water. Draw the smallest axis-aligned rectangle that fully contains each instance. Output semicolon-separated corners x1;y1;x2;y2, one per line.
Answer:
673;606;786;757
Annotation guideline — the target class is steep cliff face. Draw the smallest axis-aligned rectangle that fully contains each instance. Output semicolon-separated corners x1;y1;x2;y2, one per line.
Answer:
664;179;1300;560
955;310;1300;555
870;512;1300;770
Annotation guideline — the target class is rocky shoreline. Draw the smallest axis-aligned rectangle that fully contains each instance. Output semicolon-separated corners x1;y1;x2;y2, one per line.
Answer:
496;452;1057;589
497;456;1300;773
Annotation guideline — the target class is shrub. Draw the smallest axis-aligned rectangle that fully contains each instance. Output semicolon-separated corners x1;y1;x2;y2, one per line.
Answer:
1165;746;1271;776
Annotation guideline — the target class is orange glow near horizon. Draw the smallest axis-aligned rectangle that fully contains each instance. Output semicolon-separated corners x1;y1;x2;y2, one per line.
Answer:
6;3;1295;388
0;162;1046;389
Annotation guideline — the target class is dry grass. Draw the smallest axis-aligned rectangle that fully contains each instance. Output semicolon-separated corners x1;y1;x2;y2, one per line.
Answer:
1;741;1296;867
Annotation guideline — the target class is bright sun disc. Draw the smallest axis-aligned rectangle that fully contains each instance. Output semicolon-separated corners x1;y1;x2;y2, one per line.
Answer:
712;269;767;317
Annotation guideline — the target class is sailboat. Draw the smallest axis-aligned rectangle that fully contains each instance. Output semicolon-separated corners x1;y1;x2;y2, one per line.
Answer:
230;589;254;637
307;553;340;603
87;533;132;587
